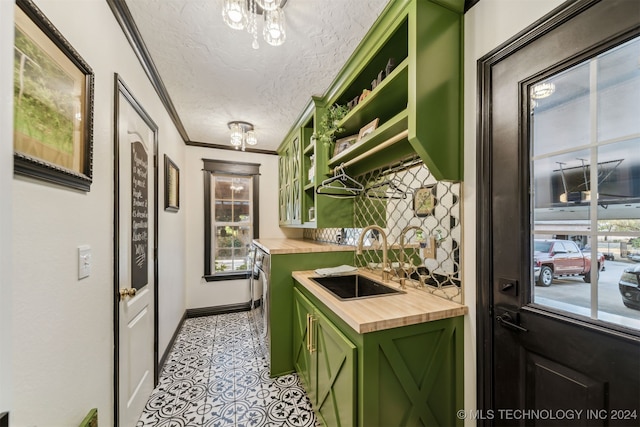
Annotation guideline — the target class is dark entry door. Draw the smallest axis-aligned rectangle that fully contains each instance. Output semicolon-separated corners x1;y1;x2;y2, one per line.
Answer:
478;1;640;426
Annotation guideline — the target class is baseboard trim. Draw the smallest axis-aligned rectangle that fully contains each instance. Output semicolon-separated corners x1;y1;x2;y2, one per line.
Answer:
158;311;187;371
186;302;252;318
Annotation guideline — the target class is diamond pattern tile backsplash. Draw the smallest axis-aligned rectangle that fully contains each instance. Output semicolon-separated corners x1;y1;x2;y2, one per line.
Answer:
304;157;462;302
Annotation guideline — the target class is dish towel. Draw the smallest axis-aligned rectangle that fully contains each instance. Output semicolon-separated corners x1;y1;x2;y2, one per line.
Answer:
314;265;358;276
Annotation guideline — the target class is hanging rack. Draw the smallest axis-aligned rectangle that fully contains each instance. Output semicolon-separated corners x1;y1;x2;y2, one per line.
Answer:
381;155;423;177
316;164;364;198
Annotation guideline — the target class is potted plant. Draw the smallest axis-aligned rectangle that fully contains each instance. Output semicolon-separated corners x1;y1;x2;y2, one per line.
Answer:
314;103;349;149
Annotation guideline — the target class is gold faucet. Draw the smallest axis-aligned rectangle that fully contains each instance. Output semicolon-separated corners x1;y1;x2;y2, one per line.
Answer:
356;225;390;282
399;225;426;267
398;225;426;288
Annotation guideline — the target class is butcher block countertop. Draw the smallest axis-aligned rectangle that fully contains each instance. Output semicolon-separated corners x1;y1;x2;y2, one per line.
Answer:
253;238;355;255
292;268;468;334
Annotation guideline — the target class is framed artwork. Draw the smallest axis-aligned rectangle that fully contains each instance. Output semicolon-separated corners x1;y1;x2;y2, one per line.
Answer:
164;155;180;212
358;118;379;140
333;135;358;157
414;185;436;217
13;0;94;191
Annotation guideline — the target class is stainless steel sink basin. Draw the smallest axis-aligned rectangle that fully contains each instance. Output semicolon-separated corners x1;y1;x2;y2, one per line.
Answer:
310;274;404;300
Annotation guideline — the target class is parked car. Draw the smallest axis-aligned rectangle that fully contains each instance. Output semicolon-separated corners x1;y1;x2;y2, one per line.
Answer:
533;239;604;287
619;264;640;310
581;246;606;271
603;252;615;261
628;253;640;262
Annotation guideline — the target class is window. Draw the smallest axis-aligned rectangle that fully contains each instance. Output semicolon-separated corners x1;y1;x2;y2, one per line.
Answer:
203;159;260;281
530;36;640;329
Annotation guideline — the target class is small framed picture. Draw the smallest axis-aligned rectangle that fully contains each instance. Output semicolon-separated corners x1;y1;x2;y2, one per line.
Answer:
358;118;379;141
413;185;436;217
333;135;358;157
164;155;180;212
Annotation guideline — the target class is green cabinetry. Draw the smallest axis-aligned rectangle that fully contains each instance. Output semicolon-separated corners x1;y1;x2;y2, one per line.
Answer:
294;289;357;427
278;132;302;226
278;101;354;228
326;0;464;180
269;250;354;376
294;281;464;427
278;0;464;227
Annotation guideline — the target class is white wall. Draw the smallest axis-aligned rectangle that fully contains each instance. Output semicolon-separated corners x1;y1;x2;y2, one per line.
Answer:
9;0;186;425
184;146;300;309
462;0;564;424
0;0;573;424
1;0;14;417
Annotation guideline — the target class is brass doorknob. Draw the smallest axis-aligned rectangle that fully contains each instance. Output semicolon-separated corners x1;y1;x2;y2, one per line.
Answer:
119;288;137;300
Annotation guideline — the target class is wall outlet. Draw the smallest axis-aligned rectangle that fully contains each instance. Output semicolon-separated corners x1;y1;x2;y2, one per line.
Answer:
78;245;91;280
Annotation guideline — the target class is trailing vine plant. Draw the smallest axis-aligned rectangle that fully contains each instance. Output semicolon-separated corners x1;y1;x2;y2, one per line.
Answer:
315;103;349;148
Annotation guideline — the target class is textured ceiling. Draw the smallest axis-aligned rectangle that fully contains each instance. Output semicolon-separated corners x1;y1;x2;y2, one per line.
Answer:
125;0;390;152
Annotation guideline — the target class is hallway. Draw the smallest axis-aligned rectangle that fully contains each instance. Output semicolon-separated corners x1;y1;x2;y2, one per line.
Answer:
137;311;317;426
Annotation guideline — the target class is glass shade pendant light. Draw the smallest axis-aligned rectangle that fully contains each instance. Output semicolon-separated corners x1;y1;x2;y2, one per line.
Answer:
256;0;280;11
245;130;258;146
263;7;286;46
222;0;246;30
228;121;258;151
229;122;243;147
222;0;288;47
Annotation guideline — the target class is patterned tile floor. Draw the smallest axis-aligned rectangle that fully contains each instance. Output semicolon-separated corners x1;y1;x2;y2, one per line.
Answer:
137;311;318;426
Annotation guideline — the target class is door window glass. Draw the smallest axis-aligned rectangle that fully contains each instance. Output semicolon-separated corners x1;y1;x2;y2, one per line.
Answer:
530;37;640;330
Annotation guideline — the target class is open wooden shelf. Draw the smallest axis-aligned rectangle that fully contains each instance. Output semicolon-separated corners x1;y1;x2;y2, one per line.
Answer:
329;109;409;172
337;58;409;137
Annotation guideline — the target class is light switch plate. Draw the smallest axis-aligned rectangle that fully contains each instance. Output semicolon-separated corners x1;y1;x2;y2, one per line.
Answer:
78;245;91;280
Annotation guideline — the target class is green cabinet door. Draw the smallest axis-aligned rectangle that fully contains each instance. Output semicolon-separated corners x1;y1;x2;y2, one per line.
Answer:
293;288;357;427
292;288;314;394
314;308;357;427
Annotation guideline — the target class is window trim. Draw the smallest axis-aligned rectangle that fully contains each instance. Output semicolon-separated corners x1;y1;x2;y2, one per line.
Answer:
203;159;260;281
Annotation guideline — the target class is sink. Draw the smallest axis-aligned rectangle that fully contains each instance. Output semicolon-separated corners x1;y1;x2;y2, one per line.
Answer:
311;274;404;300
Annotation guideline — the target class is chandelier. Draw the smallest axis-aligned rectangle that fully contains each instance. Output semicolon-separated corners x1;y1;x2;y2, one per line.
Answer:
222;0;287;49
228;121;258;151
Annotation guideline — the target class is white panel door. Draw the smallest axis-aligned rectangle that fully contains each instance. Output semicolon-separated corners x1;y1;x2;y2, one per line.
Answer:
115;76;157;426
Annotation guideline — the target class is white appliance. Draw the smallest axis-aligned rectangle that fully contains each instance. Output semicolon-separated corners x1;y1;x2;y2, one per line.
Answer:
250;244;269;339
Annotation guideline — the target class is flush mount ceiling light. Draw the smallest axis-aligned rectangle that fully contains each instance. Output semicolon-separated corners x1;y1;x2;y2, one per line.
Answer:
531;82;556;99
222;0;287;49
228;121;258;151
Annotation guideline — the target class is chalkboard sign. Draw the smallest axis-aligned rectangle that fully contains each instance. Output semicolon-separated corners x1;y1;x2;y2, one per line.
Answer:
131;140;148;289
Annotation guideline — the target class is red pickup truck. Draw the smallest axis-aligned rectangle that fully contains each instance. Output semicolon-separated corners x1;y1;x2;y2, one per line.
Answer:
533;239;605;286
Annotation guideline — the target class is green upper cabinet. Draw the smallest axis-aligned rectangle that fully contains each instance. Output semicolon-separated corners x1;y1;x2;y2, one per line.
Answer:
279;99;355;229
278;0;463;227
278;131;303;226
279;0;463;182
407;0;463;181
325;0;464;181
